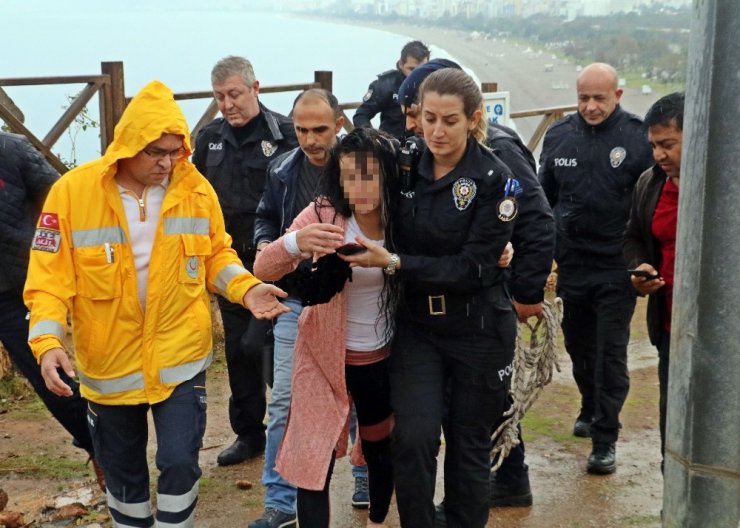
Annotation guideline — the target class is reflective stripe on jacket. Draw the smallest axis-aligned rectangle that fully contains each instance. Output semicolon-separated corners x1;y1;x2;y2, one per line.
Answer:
24;81;261;405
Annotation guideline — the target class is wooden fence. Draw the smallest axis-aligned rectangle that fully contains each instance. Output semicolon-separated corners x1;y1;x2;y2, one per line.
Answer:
0;61;575;172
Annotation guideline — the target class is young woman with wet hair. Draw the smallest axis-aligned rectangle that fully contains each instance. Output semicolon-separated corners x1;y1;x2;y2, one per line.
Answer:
253;127;400;528
345;68;520;527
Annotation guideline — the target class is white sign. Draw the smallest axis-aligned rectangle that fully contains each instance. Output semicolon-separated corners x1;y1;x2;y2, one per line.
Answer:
483;91;511;128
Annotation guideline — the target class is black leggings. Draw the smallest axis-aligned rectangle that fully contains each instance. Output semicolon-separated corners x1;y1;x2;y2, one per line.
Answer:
297;358;394;527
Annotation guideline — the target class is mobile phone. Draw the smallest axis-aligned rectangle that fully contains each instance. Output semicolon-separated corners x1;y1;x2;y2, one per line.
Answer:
336;243;367;256
627;269;659;279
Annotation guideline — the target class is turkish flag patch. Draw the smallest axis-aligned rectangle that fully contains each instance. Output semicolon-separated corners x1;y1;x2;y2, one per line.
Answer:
39;212;60;230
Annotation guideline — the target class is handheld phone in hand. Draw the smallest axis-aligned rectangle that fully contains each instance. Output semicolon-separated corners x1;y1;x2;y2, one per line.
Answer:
627;269;659;279
336;243;367;256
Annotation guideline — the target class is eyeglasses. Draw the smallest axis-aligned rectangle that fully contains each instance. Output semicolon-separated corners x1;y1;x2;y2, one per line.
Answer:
142;146;187;161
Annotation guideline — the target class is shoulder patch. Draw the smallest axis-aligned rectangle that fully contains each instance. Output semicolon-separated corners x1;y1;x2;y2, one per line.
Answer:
363;89;374;102
32;228;61;253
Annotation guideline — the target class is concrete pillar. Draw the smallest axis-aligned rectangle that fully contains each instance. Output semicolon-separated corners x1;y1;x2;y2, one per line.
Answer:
663;1;740;527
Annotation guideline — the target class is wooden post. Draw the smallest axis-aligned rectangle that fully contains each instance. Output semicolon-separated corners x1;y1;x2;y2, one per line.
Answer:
481;82;498;93
100;62;125;152
314;71;333;93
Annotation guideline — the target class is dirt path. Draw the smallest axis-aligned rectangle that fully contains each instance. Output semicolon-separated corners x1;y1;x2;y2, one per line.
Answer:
0;298;663;527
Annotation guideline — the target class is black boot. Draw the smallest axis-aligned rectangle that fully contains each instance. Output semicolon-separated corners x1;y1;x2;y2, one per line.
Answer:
217;436;265;466
587;442;616;474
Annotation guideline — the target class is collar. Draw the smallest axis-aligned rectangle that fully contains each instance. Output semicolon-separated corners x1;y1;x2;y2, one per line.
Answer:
576;104;624;131
417;138;491;184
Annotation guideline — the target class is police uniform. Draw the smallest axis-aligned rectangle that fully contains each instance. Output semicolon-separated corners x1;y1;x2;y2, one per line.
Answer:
538;106;653;449
391;138;518;528
485;123;554;493
192;104;297;456
353;67;406;141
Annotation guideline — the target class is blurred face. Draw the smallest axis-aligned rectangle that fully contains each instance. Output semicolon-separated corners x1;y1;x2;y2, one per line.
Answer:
339;152;382;215
401;103;421;137
576;69;622;126
420;92;480;165
399;56;427;77
293;98;344;166
648;120;683;181
117;133;184;193
213;74;261;127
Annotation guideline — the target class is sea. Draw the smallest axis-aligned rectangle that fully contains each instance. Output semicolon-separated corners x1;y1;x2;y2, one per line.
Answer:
2;0;466;163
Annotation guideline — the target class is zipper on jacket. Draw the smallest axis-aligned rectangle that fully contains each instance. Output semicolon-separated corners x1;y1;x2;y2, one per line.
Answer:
121;188;148;222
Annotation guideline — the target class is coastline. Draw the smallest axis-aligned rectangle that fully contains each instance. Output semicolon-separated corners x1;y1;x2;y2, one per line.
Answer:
315;16;663;147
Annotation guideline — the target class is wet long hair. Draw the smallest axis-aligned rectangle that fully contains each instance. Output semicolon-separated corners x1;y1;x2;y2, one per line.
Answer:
315;127;402;339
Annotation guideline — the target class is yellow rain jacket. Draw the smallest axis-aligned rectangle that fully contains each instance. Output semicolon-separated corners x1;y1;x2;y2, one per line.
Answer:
24;80;261;405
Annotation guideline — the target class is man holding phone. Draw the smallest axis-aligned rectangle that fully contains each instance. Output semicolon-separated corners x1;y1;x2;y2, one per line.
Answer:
624;92;684;468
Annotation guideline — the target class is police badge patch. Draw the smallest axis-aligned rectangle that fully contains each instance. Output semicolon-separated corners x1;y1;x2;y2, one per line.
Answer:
261;141;278;157
452;178;477;211
363;89;373;102
497;197;518;222
610;147;627;168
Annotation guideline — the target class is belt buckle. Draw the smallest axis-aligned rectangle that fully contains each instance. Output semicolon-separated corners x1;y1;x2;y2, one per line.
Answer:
428;295;446;316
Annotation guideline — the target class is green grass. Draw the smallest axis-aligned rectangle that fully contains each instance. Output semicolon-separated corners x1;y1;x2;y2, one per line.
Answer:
0;453;89;479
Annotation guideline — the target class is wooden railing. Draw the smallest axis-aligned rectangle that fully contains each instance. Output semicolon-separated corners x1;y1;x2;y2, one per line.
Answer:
0;62;575;172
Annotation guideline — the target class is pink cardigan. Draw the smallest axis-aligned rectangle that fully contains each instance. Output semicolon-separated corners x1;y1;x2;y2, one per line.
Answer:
253;201;362;491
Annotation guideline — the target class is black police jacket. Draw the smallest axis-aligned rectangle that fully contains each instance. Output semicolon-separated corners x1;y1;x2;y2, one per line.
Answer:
538;106;653;269
487;124;554;304
396;138;515;296
192;103;297;263
353;67;406;141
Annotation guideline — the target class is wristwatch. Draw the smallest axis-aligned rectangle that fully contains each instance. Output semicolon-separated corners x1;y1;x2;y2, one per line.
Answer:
384;253;400;275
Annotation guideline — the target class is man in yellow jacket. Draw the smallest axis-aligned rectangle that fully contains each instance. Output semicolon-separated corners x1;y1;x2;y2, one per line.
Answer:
24;80;288;528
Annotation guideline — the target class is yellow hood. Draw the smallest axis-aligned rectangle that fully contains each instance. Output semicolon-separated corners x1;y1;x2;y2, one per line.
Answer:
102;80;191;165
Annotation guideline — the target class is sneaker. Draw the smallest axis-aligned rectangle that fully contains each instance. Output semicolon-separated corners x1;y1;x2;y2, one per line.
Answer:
489;473;533;507
247;507;296;528
351;475;369;508
217;436;265;466
587;442;616;475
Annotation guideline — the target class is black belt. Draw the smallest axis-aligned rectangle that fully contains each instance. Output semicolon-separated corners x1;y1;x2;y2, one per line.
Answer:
405;285;505;317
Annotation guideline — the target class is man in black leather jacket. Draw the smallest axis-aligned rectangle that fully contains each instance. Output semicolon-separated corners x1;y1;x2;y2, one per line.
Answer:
623;92;685;470
539;63;653;475
192;56;297;467
0;131;103;488
353;40;430;141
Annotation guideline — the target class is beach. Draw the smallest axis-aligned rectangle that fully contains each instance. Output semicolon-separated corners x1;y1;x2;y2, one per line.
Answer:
335;19;664;154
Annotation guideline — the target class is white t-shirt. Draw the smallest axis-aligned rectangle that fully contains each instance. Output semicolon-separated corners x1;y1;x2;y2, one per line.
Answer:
344;215;388;351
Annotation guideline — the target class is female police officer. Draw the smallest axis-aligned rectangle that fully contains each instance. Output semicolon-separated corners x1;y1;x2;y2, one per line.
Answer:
344;68;519;528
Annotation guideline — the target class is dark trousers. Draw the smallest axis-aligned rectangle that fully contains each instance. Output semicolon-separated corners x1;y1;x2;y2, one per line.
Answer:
559;270;636;444
657;331;671;463
87;372;207;528
0;290;93;453
297;358;394;526
390;316;514;528
217;296;271;443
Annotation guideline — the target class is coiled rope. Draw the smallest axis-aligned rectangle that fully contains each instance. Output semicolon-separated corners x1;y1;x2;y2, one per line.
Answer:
491;297;563;470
